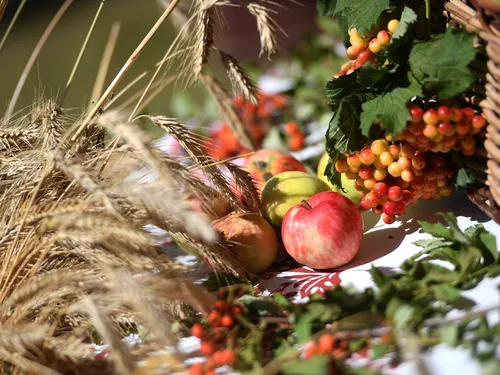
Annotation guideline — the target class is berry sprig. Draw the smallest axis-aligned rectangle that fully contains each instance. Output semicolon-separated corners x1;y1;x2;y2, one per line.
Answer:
395;105;487;155
283;121;306;151
335;140;455;224
334;19;400;78
206;92;289;159
187;295;244;375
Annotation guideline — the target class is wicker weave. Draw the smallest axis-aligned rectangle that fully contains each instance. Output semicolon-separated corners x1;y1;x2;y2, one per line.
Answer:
444;0;500;222
481;31;500;205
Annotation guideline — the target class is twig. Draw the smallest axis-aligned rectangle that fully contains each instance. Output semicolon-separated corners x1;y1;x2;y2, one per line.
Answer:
424;303;500;328
59;0;106;107
4;0;74;122
0;0;8;24
0;0;27;55
90;21;121;107
187;151;255;171
128;9;197;121
70;0;181;143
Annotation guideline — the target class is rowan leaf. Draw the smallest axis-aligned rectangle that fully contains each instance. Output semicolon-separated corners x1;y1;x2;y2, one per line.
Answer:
417;220;453;240
333;0;390;32
326;99;365;154
409;27;477;99
384;6;418;64
440;325;459;347
316;0;337;16
432;284;461;303
360;84;422;136
283;355;330;375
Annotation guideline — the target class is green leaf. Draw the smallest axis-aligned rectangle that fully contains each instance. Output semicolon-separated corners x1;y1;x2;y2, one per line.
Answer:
409;28;477;99
384;6;418;64
371;342;394;359
486;264;500;278
282;355;330;375
440;325;459;347
349;338;366;352
432;284;461;303
295;313;315;343
459;246;482;274
350;367;384;375
324;158;342;189
274;293;294;309
385;297;405;319
356;64;390;89
238;296;283;315
438;212;470;245
480;232;498;262
481;359;500;375
316;0;337;16
325;73;363;106
393;304;421;329
335;311;383;330
418;220;453;240
326;99;365;155
370;266;392;289
413;238;454;252
333;0;390;32
360;84;422;136
427;247;459;266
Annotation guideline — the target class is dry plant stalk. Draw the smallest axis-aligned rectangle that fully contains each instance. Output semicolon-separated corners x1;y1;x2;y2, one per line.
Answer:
201;74;255;151
219;50;258;104
193;0;215;78
0;0;290;372
247;1;279;59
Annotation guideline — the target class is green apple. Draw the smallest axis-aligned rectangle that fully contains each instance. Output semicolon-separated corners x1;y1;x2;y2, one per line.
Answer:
260;171;331;226
317;152;361;205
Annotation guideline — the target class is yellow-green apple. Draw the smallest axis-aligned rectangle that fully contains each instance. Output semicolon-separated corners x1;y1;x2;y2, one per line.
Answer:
212;212;278;273
317;152;361;205
281;191;363;269
260;171;331;226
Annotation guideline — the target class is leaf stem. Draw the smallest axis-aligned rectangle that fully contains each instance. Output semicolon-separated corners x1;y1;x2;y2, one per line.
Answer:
425;0;431;35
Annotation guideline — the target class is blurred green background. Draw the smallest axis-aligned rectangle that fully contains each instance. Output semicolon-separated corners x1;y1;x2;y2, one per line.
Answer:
0;0;332;137
0;0;212;135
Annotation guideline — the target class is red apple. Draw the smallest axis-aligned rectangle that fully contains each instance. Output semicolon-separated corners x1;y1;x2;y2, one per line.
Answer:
212;212;278;273
281;191;363;269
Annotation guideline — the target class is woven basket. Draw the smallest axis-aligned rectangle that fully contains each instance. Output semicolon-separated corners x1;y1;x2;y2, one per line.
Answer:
444;0;500;223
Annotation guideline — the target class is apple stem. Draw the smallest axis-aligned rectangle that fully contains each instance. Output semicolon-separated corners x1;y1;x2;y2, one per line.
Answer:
301;200;313;210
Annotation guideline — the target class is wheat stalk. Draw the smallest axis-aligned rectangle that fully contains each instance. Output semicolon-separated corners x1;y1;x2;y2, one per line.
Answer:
247;1;279;59
200;74;255;151
193;0;215;78
219;50;258;104
71;297;135;375
98;112;216;244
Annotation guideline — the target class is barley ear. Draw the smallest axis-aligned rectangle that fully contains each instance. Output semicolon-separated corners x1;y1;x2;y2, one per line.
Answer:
219;50;258;104
200;74;255;151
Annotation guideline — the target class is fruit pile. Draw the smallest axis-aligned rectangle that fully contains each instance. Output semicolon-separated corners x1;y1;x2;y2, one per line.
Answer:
335;140;455;224
205;92;306;159
395;104;487;155
241;149;307;194
334;19;400;78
